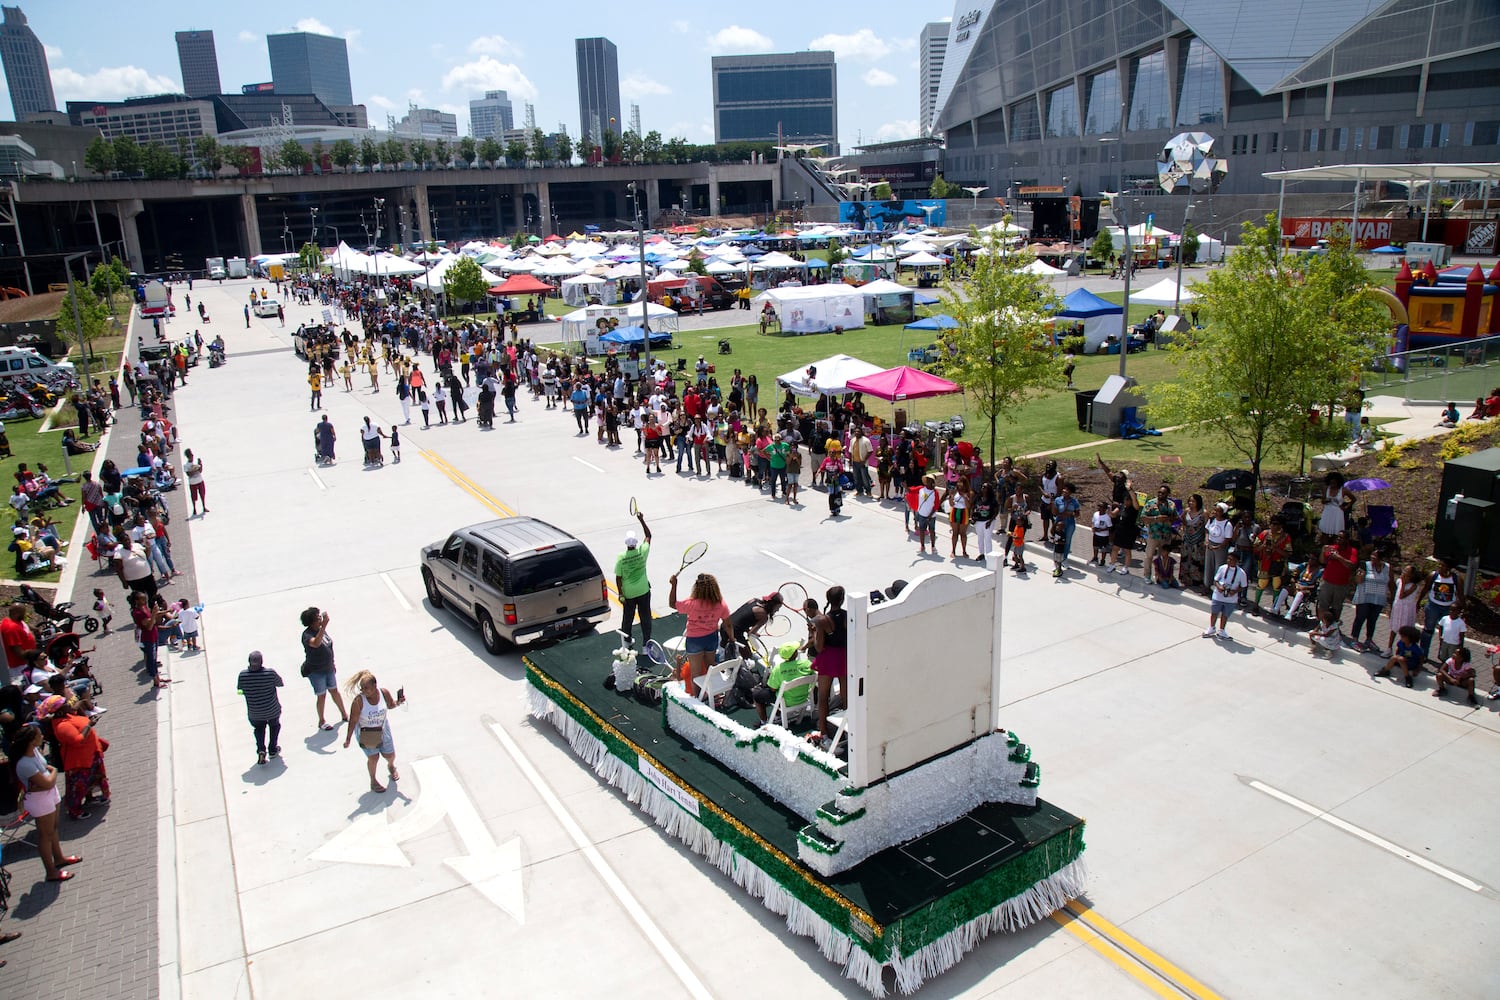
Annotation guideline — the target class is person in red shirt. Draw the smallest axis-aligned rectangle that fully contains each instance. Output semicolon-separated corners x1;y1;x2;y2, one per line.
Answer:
1;602;35;684
1485;390;1500;417
1251;520;1292;610
1317;530;1360;623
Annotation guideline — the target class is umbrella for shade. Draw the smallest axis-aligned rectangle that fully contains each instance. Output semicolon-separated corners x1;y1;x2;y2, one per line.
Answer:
1203;469;1256;490
1344;477;1391;491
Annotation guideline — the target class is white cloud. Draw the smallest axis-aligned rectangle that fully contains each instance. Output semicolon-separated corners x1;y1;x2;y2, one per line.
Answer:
440;57;538;101
862;68;897;87
237;30;257;44
672;20;691;35
707;25;773;54
43;44;61;61
367;94;397;110
873;118;920;142
344;28;363;53
53;65;179;103
621;73;670;99
808;28;891;62
293;18;333;35
469;35;520;58
666;120;714;142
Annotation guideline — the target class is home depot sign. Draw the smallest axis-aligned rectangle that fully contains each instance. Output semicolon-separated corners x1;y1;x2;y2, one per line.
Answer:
1280;217;1394;249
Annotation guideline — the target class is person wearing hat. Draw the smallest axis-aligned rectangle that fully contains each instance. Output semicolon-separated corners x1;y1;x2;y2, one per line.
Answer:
1202;501;1234;592
1204;549;1249;640
695;355;709;386
615;512;653;645
752;640;814;725
237;651;285;766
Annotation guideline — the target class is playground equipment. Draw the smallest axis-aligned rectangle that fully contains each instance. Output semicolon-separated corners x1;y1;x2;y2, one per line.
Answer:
1393;259;1500;348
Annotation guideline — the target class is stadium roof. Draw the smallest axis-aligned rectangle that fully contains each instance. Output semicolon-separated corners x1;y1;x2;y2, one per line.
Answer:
1263;162;1500;183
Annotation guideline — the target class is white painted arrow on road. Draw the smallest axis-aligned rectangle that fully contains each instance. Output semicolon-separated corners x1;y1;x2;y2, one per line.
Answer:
309;756;524;922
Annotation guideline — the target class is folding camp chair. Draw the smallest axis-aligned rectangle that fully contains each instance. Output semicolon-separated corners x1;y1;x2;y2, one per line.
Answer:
1366;504;1398;538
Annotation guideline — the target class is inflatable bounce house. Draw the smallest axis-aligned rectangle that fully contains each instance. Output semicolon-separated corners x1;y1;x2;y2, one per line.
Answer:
1393;259;1500;349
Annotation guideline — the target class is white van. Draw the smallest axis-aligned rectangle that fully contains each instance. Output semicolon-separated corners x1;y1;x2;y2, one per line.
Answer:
0;346;75;380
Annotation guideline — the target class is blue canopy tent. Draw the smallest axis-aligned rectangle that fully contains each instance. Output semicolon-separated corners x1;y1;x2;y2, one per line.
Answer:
904;313;959;330
1056;288;1124;354
806;259;829;269
600;325;673;347
913;291;941;305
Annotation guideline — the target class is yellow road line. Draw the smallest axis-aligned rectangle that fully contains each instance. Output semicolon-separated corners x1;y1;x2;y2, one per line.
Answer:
420;449;515;517
1051;902;1221;1000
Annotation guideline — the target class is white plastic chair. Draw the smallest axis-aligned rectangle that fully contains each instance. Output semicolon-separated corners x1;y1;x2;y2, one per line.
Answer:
824;711;849;757
768;674;816;727
697;657;742;707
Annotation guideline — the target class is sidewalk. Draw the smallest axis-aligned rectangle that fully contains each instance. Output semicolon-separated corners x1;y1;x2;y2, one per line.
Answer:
0;311;206;998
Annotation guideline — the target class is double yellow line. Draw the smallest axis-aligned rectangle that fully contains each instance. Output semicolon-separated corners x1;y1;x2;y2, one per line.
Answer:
421;449;515;517
1051;902;1220;1000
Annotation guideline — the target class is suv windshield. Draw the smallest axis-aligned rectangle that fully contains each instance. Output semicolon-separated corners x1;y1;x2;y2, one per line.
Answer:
508;548;599;596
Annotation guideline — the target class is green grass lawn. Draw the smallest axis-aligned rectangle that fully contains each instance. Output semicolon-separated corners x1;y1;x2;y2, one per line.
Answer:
0;401;94;584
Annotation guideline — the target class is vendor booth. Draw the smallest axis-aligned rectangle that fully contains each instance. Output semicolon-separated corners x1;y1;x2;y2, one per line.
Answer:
1054;287;1124;353
855;278;916;325
754;285;866;334
561;302;679;355
775;354;885;396
561;274;615;306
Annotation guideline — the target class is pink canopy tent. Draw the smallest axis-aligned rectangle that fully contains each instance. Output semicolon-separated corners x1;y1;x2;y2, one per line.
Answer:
845;366;961;402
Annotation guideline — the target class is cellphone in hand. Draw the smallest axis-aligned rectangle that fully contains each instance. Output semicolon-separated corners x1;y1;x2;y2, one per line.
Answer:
396;686;405;702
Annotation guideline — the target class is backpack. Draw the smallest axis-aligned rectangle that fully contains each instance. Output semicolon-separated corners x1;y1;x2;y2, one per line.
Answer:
787;447;802;475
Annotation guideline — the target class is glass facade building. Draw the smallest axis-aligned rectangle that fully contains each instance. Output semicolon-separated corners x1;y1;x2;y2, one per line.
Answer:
470;90;514;140
175;30;221;99
712;51;838;150
0;6;54;118
919;22;950;136
267;31;353;107
575;37;621;141
934;0;1500;199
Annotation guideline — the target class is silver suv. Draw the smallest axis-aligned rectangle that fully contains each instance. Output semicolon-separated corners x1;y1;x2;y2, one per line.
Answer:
420;517;610;652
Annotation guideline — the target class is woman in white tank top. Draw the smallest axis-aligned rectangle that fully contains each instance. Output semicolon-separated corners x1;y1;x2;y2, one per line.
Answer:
342;670;406;792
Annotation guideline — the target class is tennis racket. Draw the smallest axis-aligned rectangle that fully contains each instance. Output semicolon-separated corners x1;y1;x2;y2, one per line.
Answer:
677;541;708;574
762;612;794;639
641;639;667;669
628;496;640;517
778;581;810;618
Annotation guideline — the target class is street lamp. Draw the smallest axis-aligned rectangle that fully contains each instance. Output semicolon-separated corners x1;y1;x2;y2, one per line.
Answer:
61;252;96;386
281;214;291;254
1103;189;1134;379
1174;202;1195;316
310;207;319;248
373;197;386;288
626;180;652;377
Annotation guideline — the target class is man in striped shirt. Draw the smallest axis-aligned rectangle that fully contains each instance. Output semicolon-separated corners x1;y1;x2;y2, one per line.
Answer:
237;651;285;766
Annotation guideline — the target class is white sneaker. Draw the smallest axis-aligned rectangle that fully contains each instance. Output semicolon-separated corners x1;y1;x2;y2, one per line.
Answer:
1202;628;1216;638
1216;629;1229;640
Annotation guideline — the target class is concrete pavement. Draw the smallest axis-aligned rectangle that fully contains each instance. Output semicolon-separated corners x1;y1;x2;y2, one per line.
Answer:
11;275;1496;999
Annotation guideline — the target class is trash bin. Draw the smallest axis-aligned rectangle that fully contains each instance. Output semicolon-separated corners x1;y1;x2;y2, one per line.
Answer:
1075;389;1100;431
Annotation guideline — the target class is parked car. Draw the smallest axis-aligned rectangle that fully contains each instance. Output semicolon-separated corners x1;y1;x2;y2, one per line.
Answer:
420;517;610;652
252;297;280;318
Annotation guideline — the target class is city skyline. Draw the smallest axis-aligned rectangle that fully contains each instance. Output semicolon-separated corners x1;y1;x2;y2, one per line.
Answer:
3;3;950;149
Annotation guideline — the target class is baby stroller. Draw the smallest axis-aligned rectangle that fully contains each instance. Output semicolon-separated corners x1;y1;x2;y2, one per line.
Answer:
45;631;102;695
476;387;495;428
17;583;100;640
828;471;850;515
717;339;732;355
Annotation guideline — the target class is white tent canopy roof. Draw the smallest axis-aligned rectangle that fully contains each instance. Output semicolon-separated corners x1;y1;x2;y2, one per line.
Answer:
854;279;913;296
899;251;946;267
1131;277;1199;305
775;354;885;396
1263;161;1500;183
1020;259;1066;276
754;251;806;269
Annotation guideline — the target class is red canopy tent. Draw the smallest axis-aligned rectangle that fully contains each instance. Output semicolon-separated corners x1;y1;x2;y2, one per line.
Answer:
844;366;961;402
489;274;555;296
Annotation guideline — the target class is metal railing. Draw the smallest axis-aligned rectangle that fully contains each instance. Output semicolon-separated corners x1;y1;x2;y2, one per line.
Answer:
1362;332;1500;403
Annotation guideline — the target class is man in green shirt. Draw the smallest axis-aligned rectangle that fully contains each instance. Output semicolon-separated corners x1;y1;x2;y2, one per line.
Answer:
765;433;790;500
753;642;813;723
614;512;653;644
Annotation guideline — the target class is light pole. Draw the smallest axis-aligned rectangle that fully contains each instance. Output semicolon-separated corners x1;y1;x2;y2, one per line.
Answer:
627;181;652;377
373;197;386;289
399;207;408;250
62;251;96;385
1174;202;1195;316
1105;190;1134;379
310;206;319;247
281;214;291;254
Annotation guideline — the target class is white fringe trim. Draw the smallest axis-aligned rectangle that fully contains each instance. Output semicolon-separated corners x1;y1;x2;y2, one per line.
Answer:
526;684;1085;996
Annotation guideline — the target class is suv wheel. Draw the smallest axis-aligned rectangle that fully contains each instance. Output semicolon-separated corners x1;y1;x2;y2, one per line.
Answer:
478;610;508;654
421;568;443;608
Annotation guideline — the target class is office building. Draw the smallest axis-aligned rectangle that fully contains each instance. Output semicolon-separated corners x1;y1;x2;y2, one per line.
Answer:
394;106;458;139
574;37;621;140
175;29;221;99
469;90;514;139
711;51;837;150
934;0;1500;203
0;6;55;118
67;94;217;150
919;21;949;136
267;30;352;107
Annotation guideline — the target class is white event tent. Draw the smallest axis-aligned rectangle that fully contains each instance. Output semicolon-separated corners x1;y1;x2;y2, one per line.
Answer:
775;354;885;396
753;284;865;333
1130;277;1199;305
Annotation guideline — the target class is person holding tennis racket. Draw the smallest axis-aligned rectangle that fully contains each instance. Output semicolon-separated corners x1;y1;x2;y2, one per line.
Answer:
668;568;729;698
616;507;653;644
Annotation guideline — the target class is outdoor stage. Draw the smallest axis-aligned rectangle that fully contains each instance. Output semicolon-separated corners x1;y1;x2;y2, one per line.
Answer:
523;620;1086;996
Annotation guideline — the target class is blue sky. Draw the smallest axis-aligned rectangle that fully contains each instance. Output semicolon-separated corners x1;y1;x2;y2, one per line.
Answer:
12;3;955;148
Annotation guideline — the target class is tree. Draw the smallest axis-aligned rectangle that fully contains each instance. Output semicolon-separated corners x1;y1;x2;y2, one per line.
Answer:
331;138;357;172
193;135;222;175
431;139;450;168
497;137;521;166
442;255;489;314
359;136;380;170
222;144;254;174
826;239;845;268
88;259;124;301
686;251;707;276
112;137;143;177
58;281;110;354
1090;228;1116;270
871;181;894;200
602;129;620;162
937;230;1063;467
1146;218;1390;500
298;241;323;273
642;130;664;164
510;230;528;251
529;128;547;165
1179;221;1200;267
280;140;311;173
260;144;282;174
83;136;115;176
380;138;407;168
664;136;689;163
555;132;574;165
620;131;642;163
457;136;477;167
408;138;430;169
142;142;187;180
929;175;954;199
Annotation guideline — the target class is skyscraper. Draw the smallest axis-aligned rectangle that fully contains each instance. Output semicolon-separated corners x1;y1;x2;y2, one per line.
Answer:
712;51;838;150
469;90;514;139
918;21;949;136
176;29;222;98
0;6;55;119
574;37;621;142
267;30;352;107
